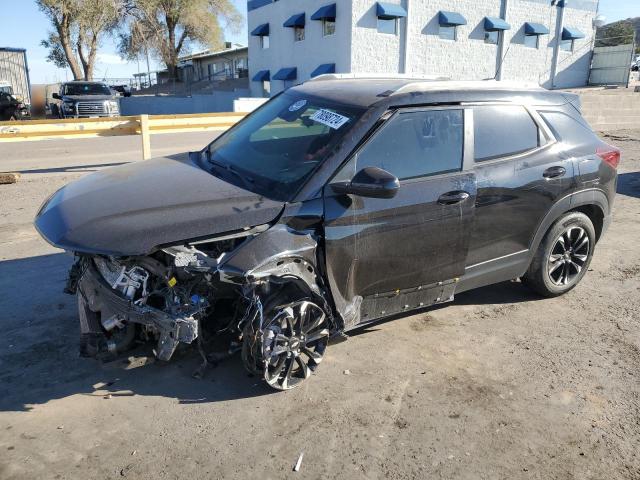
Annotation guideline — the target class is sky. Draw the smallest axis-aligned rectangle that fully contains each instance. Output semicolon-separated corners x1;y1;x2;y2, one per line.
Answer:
0;0;637;85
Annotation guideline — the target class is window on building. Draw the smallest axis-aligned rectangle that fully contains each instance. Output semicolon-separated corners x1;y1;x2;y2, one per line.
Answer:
261;81;271;97
524;34;539;49
560;39;574;52
261;35;270;49
355;109;464;180
439;25;457;41
473;105;539;161
323;18;336;36
377;17;398;35
294;26;305;41
484;30;499;45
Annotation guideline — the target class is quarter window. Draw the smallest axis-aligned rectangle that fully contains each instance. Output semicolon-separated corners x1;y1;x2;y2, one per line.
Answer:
356;109;464;180
439;25;457;41
323;18;336;36
485;30;499;45
473;105;539;161
377;17;397;35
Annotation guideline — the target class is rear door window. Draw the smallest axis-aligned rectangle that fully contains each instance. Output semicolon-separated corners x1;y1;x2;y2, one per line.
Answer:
355;109;465;180
473;105;539;161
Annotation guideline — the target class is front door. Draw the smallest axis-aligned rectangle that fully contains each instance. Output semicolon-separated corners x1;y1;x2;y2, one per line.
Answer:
323;107;476;326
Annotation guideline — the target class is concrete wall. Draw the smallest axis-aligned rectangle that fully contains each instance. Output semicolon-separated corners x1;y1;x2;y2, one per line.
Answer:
120;91;250;116
248;0;598;94
247;0;353;97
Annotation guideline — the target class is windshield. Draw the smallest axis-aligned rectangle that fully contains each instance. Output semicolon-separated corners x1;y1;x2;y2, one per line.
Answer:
63;83;112;96
205;92;364;202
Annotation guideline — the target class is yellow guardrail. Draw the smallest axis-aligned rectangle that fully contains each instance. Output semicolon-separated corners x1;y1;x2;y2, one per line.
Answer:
0;112;247;160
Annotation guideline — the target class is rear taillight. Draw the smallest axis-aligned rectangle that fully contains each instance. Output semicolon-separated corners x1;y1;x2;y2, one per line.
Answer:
596;146;621;170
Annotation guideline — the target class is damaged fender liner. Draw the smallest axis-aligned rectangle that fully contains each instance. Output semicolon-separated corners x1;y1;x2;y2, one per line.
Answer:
78;262;198;361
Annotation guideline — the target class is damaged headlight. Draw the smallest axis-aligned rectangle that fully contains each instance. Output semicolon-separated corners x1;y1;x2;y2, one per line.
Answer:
94;257;149;300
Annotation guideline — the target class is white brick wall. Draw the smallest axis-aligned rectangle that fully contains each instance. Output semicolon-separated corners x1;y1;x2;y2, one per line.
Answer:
247;0;598;96
247;0;353;97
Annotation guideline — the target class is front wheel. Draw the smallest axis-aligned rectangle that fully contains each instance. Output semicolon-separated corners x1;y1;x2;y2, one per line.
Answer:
522;212;595;297
243;298;330;390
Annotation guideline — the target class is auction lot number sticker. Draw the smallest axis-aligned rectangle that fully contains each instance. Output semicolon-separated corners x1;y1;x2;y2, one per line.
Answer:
310;109;350;129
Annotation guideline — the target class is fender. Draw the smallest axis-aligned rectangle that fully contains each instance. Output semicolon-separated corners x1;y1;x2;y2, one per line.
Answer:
527;188;609;260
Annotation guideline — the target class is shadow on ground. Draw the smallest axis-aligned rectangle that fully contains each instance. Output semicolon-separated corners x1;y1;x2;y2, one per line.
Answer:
617;171;640;199
0;253;274;413
0;249;540;412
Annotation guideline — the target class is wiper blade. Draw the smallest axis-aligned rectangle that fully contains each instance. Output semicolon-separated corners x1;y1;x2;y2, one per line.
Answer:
208;158;255;188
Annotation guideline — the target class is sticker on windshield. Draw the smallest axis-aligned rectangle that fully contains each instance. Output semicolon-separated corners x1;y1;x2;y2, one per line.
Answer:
288;99;307;112
310;109;350;130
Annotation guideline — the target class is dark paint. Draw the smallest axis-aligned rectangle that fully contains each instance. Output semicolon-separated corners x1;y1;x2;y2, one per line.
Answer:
35;154;284;256
34;79;616;330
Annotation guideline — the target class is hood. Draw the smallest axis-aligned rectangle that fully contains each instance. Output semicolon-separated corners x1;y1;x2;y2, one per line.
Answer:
62;95;115;101
35;155;285;256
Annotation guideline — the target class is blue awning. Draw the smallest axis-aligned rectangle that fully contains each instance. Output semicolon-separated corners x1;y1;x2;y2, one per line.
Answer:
252;70;270;82
311;3;336;21
376;2;407;19
438;11;467;27
484;17;511;31
562;27;585;40
273;67;297;81
310;63;336;78
283;13;305;28
524;22;549;35
251;23;269;36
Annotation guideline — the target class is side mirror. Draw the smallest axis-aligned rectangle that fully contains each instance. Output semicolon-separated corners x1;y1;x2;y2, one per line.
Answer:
331;167;400;199
52;93;61;100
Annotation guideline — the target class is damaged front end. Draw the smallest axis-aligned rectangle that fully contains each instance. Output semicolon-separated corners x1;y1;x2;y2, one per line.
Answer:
66;221;337;390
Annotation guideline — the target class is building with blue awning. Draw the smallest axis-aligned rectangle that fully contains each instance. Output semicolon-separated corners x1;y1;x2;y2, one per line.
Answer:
248;0;599;97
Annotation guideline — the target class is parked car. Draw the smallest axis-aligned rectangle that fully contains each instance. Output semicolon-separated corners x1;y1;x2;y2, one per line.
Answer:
35;76;619;390
51;81;120;118
0;89;29;120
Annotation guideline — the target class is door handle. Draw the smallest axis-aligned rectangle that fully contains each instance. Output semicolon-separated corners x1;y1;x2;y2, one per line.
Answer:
438;191;470;205
543;166;566;179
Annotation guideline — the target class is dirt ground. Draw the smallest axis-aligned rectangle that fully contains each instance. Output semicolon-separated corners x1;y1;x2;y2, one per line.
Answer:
0;131;639;480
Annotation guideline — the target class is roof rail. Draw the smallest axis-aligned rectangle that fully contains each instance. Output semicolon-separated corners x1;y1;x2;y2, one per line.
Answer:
308;73;451;82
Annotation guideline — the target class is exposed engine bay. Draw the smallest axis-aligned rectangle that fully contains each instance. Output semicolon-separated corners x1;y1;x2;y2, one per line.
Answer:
65;224;336;390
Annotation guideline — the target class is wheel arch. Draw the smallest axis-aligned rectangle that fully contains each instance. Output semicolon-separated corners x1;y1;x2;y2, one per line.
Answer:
529;189;609;257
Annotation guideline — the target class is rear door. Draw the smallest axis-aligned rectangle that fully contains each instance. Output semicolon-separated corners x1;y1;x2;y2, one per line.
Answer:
323;107;476;324
465;104;574;267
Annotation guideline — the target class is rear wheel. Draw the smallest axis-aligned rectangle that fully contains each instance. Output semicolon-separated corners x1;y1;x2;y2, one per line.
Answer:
522;212;595;297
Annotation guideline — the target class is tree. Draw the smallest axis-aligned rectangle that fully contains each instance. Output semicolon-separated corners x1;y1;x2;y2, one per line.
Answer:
119;0;242;80
37;0;123;80
596;20;635;47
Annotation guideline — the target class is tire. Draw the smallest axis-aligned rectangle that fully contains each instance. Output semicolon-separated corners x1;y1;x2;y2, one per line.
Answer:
522;212;595;297
242;297;330;390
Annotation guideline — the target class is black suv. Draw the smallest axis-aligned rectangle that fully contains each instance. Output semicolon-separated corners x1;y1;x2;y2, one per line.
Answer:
35;77;619;390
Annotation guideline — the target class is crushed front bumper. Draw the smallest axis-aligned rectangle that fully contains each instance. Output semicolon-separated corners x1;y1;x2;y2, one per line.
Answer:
77;262;198;360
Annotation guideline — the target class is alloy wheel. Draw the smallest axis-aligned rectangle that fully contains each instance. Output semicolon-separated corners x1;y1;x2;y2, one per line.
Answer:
262;300;330;390
547;226;590;286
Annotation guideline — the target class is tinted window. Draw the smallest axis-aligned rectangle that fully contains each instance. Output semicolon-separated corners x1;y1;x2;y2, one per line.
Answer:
378;18;397;34
524;35;539;48
356;109;464;180
474;105;539;161
439;25;456;41
485;31;499;44
539;110;597;145
63;83;112;95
